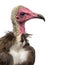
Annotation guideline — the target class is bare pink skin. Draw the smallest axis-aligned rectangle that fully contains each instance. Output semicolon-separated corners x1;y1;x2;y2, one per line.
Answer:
16;7;38;34
19;24;25;34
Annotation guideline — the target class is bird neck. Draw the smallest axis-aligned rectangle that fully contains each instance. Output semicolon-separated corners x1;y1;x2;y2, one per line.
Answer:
19;23;25;34
13;21;25;37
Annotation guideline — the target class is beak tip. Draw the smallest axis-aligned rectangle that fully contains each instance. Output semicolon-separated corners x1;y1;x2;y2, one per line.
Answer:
37;14;45;22
43;18;45;22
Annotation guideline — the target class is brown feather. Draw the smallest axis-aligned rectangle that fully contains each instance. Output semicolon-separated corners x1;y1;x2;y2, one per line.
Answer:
0;52;13;65
20;33;35;65
0;32;16;52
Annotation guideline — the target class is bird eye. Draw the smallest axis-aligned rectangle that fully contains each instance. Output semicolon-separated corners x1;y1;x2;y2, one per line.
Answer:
20;12;25;17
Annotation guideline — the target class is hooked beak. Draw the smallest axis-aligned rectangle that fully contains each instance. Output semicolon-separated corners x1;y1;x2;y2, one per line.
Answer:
33;13;45;22
37;14;45;22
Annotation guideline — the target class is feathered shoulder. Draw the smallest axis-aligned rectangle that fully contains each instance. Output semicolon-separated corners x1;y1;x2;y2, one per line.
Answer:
0;32;16;52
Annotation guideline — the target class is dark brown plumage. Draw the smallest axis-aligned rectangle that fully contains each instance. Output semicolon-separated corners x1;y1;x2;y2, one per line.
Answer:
21;34;35;65
0;32;15;65
0;32;16;53
0;52;13;65
0;32;35;65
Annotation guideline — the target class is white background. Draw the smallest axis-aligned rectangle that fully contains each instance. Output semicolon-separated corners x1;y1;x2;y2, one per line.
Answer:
0;0;59;65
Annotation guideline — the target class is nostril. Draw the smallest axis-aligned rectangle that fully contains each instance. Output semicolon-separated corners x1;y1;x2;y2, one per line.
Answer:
16;16;19;19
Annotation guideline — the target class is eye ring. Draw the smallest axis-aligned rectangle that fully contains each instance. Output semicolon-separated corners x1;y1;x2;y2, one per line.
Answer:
20;12;26;16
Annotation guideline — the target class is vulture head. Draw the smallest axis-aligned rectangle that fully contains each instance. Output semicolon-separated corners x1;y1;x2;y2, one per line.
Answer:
11;5;45;35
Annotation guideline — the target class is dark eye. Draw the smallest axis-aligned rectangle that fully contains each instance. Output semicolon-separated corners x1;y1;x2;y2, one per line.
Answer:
20;12;25;16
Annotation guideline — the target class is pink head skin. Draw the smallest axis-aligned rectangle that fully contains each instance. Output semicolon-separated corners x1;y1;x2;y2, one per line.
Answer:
16;6;45;34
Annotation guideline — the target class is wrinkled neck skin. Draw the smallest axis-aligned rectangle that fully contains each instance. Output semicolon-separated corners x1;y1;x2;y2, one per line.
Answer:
19;23;25;34
13;21;25;37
